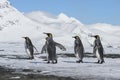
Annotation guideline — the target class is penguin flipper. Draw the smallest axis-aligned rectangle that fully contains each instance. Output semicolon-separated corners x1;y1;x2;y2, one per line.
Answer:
33;45;38;52
55;42;66;51
41;43;47;54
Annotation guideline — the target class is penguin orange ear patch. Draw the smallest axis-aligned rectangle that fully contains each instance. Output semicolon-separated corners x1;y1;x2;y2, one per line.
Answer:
97;35;100;38
50;34;52;37
76;36;79;39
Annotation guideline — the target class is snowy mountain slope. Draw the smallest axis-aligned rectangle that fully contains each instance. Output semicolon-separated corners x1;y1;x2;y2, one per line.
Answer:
87;24;120;48
88;23;120;36
25;11;96;51
25;11;84;33
0;0;63;42
0;0;85;43
0;0;120;54
25;11;120;48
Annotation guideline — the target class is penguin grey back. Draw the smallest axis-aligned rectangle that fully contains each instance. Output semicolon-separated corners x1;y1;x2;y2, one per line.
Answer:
23;37;34;59
46;36;56;60
94;38;104;59
73;36;84;63
25;37;33;49
41;33;66;64
93;35;104;63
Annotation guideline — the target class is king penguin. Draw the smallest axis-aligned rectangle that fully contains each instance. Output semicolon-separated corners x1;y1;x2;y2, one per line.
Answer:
41;33;66;64
22;37;38;59
93;35;104;64
73;36;84;63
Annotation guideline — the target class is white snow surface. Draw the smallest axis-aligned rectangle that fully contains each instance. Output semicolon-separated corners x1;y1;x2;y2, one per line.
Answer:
0;52;120;80
0;42;119;79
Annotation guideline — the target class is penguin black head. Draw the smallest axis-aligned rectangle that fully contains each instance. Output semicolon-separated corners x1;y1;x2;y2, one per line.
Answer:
72;36;80;39
22;37;29;40
94;35;100;39
43;32;52;37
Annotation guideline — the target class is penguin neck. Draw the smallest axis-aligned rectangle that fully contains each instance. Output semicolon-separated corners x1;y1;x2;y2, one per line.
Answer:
46;37;53;41
26;38;32;45
76;38;81;41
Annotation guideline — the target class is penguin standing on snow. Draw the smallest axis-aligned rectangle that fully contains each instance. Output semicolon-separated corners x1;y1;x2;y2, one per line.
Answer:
93;35;104;64
41;33;66;64
22;37;38;59
73;36;84;63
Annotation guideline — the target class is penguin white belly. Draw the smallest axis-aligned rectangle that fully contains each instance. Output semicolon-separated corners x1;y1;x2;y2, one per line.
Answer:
25;44;31;57
75;53;79;59
96;49;100;60
26;49;31;57
46;51;50;60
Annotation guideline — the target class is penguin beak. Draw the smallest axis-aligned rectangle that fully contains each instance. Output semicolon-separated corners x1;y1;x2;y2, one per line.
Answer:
89;35;95;37
43;32;48;35
72;36;77;39
43;32;46;34
90;35;98;39
43;32;52;37
22;37;28;39
72;36;75;38
90;36;94;37
22;37;25;38
43;33;49;37
43;32;48;34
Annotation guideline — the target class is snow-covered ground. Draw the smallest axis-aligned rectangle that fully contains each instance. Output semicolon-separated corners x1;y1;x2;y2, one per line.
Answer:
0;51;120;80
0;42;119;80
0;42;119;79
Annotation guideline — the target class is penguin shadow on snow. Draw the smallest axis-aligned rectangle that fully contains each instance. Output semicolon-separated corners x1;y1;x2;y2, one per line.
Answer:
29;61;45;64
63;60;76;63
3;55;47;64
83;61;105;64
63;61;93;64
83;61;98;64
1;55;34;60
63;60;104;64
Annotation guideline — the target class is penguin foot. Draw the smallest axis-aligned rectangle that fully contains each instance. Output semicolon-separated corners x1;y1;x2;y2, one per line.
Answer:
29;57;34;60
96;60;105;64
52;61;55;64
52;61;57;64
99;61;105;64
97;60;100;63
55;60;57;64
51;61;57;64
31;57;34;59
47;61;50;64
76;60;83;63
